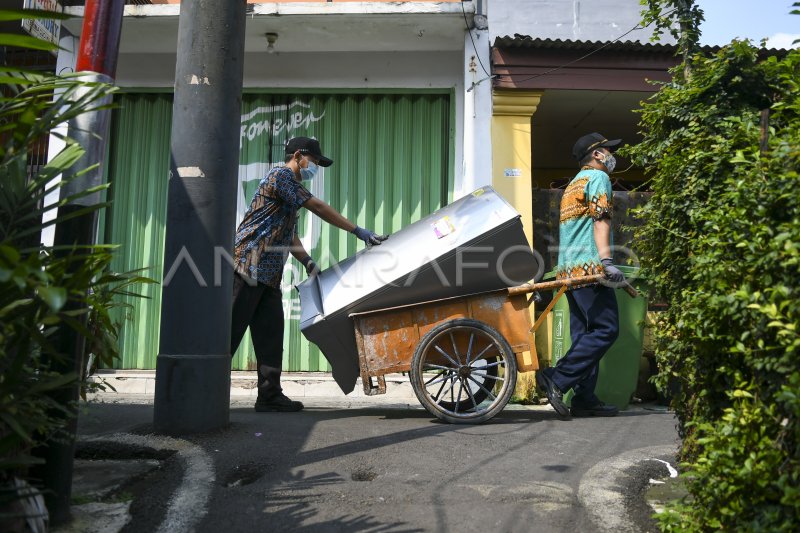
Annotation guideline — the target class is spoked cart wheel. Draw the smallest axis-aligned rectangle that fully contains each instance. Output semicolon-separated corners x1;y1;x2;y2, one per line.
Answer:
409;318;518;424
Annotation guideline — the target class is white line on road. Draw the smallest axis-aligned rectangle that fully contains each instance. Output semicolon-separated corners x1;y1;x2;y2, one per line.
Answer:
578;445;678;533
650;458;678;478
89;433;215;533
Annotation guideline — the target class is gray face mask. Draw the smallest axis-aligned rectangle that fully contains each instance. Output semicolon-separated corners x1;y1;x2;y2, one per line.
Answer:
598;151;616;173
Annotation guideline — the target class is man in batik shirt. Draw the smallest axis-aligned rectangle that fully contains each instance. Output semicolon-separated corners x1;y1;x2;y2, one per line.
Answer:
536;133;627;418
232;137;387;412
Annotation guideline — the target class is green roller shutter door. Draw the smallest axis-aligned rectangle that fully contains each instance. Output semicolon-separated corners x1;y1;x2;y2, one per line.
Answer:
105;94;171;369
105;91;454;371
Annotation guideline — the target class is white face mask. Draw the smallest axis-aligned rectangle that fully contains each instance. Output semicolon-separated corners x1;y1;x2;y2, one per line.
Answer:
597;151;616;173
299;159;318;181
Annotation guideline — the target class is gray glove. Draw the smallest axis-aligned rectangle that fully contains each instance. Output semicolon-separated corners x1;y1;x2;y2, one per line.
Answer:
352;226;389;246
601;257;626;284
301;256;319;276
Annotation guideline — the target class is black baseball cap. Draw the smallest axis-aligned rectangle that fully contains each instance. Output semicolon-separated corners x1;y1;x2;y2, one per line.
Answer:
572;133;622;161
285;137;333;167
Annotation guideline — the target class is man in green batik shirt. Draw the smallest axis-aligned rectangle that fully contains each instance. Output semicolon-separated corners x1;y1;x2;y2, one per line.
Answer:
536;133;627;419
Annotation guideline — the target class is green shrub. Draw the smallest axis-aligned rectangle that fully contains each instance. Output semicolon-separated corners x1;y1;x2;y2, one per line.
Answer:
625;41;800;530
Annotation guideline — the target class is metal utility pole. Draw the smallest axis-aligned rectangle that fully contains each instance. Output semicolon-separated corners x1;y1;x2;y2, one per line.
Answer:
34;0;125;526
153;0;247;434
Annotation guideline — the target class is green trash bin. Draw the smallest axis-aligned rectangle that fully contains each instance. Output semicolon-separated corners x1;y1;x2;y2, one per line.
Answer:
546;266;647;410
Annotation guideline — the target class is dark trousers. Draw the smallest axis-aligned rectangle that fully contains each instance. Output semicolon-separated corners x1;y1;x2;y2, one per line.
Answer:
547;284;619;406
231;272;285;400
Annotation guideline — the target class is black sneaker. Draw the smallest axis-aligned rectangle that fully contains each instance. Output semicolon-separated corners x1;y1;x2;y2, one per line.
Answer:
254;394;304;412
570;401;619;417
535;371;571;418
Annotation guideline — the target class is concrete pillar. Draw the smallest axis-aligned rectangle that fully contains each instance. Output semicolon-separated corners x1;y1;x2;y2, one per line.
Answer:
490;90;542;247
153;0;247;435
460;27;493;198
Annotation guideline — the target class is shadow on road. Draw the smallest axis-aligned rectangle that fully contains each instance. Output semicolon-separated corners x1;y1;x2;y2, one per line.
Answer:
256;469;424;533
77;400;675;532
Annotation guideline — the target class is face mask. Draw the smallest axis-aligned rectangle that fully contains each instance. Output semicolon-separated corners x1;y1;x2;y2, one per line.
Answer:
597;151;616;173
299;159;318;181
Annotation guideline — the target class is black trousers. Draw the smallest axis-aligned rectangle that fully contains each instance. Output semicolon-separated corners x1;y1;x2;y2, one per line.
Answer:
231;272;285;400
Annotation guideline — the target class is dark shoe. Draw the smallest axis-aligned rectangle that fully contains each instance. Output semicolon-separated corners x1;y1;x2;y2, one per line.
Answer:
535;371;571;418
570;401;619;417
254;394;304;412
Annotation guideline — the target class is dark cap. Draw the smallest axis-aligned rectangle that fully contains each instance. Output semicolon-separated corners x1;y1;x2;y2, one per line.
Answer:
572;133;622;161
285;137;333;167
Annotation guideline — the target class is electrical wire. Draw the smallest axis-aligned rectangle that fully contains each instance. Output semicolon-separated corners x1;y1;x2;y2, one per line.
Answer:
461;0;491;78
466;75;494;92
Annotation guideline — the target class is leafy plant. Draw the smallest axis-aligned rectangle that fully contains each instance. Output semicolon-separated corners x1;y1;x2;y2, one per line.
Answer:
640;0;705;64
624;35;800;532
0;7;153;524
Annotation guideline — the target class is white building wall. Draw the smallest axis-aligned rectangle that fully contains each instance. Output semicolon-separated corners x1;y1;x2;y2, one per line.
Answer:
42;31;78;247
115;51;462;90
488;0;676;43
112;49;467;197
460;26;493;199
54;2;484;212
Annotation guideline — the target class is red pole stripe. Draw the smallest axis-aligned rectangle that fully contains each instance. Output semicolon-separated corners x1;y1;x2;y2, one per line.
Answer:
75;0;126;77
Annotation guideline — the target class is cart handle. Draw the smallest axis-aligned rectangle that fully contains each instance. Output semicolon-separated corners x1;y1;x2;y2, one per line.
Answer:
508;275;639;298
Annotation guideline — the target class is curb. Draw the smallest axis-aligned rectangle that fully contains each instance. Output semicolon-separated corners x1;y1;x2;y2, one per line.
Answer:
88;370;419;401
578;445;679;532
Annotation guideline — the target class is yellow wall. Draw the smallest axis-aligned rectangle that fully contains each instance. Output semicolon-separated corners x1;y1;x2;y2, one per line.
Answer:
490;90;542;247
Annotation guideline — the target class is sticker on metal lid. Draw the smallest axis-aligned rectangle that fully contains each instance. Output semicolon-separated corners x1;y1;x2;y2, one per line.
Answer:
472;188;485;197
432;216;456;239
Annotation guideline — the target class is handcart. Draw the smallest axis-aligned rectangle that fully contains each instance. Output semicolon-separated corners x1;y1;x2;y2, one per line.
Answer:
350;275;637;424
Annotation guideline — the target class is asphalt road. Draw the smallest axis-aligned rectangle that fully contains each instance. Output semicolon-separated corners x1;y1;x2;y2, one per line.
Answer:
76;400;678;533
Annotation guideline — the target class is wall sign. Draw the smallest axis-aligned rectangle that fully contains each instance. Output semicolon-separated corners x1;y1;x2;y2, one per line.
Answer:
21;0;63;54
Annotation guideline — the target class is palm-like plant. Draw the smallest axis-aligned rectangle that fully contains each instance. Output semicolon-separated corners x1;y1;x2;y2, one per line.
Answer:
0;8;152;526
